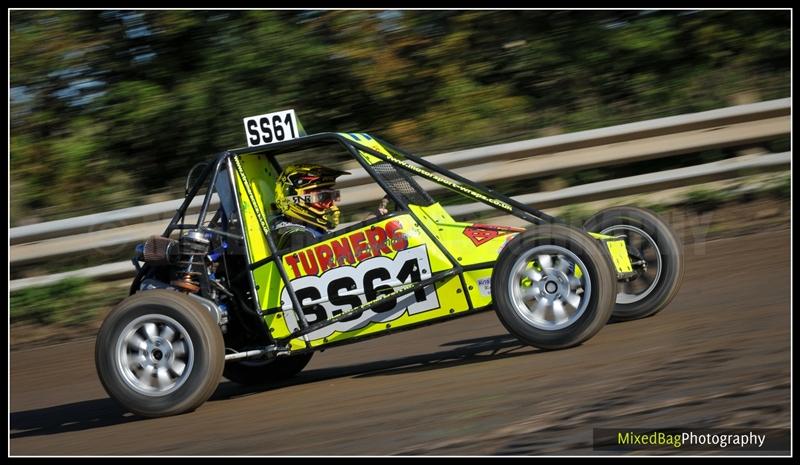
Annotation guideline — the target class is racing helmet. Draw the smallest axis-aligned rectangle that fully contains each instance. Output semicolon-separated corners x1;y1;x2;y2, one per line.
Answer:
275;164;350;230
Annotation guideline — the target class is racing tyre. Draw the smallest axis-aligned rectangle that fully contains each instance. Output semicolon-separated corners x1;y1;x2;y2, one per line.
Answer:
223;352;314;386
95;289;225;417
583;206;684;322
492;223;616;350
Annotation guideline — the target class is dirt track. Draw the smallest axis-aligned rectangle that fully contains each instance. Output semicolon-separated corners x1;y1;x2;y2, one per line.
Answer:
10;229;791;456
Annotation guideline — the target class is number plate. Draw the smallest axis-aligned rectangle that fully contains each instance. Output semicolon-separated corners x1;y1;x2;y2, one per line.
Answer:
280;244;440;341
243;109;300;147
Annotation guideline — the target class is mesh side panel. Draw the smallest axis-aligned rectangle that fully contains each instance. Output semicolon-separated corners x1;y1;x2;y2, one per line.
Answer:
372;161;435;206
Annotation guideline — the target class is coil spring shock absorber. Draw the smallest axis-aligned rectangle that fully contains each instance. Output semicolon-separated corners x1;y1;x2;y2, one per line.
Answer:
171;231;210;293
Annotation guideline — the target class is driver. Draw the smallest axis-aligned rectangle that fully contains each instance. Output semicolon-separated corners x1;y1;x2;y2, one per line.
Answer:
272;164;349;250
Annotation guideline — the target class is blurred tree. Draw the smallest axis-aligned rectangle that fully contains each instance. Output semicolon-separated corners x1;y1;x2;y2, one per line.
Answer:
11;11;128;221
9;10;790;224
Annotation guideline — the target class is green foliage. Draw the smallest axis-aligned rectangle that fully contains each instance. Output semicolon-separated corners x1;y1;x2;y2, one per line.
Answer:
10;278;123;326
684;187;731;212
765;173;791;199
766;136;790;154
556;204;593;227
636;201;669;215
10;10;790;225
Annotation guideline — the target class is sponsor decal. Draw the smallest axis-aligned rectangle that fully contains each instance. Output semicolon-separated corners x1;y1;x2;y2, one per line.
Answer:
281;244;440;340
463;223;523;247
367;148;514;212
463;227;499;246
477;277;492;296
283;220;408;279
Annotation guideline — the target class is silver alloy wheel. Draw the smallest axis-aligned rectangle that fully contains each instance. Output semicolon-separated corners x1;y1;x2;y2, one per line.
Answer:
601;225;662;304
114;314;195;396
508;245;591;331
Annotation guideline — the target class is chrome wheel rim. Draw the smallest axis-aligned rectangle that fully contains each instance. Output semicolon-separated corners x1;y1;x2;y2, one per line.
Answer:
508;245;592;331
601;225;662;304
115;314;194;396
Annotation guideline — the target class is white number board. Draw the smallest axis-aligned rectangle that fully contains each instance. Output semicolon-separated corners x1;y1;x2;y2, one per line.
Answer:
243;109;300;147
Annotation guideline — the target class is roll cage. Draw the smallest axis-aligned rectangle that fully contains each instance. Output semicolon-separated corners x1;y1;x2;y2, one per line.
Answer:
138;132;562;350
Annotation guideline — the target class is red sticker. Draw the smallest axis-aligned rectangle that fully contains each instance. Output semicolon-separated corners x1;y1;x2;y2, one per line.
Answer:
463;224;524;247
463;226;499;246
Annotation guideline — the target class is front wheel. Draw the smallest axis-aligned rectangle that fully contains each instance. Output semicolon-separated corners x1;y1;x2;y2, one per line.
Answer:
95;290;225;417
491;224;616;350
584;206;684;322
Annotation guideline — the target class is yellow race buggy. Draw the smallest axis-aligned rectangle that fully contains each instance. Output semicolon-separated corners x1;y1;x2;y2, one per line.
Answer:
95;111;684;417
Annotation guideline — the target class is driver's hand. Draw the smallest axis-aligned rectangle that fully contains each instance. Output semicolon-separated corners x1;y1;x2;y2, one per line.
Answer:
376;197;389;216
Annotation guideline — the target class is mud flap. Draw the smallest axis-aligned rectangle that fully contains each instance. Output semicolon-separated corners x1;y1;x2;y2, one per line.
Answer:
588;232;634;278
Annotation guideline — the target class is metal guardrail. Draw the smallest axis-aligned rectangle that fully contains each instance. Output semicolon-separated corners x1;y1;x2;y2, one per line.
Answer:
447;151;790;216
10;99;791;291
9;152;789;292
10;262;135;292
10;98;790;244
9;195;213;246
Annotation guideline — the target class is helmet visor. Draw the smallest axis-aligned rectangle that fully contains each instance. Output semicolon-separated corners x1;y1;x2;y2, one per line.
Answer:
289;189;341;208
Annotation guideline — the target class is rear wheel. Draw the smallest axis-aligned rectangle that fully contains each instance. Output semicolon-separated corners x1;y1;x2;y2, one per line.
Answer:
491;224;616;350
223;352;314;385
95;290;225;417
584;206;684;321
